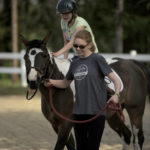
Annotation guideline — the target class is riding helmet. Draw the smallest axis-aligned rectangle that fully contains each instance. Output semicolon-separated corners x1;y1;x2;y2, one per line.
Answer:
56;0;77;14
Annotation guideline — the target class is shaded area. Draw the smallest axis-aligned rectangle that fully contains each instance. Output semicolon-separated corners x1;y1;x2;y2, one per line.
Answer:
0;96;150;150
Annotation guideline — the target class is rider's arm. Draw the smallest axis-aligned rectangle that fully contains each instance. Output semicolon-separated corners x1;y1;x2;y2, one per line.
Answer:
63;34;69;59
53;26;85;58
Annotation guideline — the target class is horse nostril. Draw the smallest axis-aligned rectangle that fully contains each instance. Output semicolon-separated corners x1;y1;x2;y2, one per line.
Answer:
29;81;37;89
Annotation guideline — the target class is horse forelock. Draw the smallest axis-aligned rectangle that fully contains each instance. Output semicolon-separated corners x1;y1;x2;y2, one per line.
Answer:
26;40;43;48
24;38;55;81
25;39;52;67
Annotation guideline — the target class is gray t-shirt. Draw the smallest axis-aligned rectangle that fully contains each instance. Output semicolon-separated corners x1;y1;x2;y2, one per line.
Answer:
66;53;112;116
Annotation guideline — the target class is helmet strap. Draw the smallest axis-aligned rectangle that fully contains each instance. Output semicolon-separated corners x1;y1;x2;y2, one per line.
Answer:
68;12;75;26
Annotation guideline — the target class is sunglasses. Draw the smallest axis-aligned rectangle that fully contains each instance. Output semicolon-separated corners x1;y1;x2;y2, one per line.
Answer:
73;44;88;49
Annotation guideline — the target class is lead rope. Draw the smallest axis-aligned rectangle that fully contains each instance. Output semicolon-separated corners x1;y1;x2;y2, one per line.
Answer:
48;85;125;123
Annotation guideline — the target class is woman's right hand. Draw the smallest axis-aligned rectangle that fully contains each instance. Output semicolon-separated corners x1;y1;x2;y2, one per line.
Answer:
44;79;52;87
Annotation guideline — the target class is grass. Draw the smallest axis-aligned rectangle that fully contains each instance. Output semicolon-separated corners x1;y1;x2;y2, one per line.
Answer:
0;78;42;96
0;85;27;96
0;78;27;95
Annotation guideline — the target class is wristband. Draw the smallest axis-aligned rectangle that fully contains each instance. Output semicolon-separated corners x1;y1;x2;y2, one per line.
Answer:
115;92;120;98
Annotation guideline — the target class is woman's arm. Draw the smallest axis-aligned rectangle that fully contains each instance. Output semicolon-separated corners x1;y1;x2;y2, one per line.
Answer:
107;72;121;103
44;78;72;89
52;26;85;58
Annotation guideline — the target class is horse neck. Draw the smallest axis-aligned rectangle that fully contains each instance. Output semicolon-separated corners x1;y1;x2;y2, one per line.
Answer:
54;58;70;76
49;59;65;80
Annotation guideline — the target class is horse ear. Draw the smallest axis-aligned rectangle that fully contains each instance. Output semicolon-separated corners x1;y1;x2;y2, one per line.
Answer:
19;34;28;46
42;33;50;45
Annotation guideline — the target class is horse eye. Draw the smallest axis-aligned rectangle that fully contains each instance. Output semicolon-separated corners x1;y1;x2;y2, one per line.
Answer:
31;50;36;55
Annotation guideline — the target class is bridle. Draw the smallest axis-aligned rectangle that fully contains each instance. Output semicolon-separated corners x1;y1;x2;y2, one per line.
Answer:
26;53;55;100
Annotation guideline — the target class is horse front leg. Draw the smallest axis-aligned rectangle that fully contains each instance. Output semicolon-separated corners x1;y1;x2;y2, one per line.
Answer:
54;121;75;150
131;125;144;150
107;114;131;150
66;132;76;150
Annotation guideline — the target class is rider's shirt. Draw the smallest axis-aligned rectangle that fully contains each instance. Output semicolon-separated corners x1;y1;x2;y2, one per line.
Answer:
61;16;99;55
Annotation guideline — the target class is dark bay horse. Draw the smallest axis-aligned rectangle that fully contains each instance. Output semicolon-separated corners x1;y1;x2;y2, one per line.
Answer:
20;34;75;150
20;34;148;150
106;58;147;150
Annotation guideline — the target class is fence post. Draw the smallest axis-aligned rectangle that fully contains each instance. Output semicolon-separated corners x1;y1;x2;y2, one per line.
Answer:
20;50;27;87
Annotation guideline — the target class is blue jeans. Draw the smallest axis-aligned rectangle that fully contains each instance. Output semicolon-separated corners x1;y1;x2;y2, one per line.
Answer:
73;115;105;150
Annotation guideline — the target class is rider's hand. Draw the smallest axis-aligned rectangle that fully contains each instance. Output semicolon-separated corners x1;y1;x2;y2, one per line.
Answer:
51;52;59;57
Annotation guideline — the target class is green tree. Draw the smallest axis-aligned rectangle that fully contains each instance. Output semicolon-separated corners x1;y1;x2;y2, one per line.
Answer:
123;0;150;53
0;0;11;52
18;0;63;51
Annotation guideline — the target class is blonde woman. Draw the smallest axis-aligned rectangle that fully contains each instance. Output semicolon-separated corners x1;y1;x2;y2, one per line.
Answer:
45;30;121;150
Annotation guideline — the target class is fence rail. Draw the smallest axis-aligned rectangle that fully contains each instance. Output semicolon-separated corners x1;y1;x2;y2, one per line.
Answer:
0;50;150;87
0;50;26;86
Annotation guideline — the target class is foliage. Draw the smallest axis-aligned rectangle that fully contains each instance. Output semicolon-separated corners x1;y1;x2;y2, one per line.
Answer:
0;77;26;95
18;0;62;51
78;0;116;52
0;0;150;53
123;0;150;53
0;0;11;52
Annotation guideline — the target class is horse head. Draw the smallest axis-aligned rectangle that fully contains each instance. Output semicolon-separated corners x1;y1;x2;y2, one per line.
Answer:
20;34;55;99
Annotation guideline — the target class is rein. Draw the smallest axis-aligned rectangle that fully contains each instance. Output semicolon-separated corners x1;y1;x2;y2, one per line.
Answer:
26;89;37;100
26;56;53;100
48;85;125;123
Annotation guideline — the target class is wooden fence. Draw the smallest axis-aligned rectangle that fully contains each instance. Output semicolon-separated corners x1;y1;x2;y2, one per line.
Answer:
0;50;150;87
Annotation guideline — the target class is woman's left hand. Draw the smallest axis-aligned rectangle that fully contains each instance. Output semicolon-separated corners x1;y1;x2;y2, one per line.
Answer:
107;94;119;104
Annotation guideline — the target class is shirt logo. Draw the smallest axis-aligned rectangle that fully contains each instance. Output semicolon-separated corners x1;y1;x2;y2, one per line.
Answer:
74;64;88;80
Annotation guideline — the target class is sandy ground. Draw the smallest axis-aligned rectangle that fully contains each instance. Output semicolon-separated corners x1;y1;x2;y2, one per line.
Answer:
0;95;150;150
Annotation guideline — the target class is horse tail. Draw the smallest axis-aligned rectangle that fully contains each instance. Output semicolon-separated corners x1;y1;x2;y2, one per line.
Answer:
132;60;150;102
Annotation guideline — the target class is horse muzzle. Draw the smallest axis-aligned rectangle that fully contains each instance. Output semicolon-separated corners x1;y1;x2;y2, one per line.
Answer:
26;81;38;100
28;80;38;90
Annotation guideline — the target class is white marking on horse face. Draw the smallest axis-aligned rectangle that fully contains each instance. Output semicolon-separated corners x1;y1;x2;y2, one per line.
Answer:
121;136;130;150
28;68;37;81
28;48;43;67
28;48;43;81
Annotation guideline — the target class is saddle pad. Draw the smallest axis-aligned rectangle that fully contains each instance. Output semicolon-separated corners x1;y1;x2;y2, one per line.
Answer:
105;69;123;92
105;58;124;92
